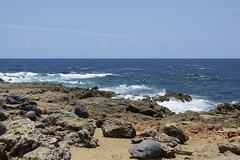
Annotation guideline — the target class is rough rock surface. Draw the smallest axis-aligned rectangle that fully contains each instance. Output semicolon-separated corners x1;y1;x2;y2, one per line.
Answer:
0;123;6;136
5;93;30;104
0;111;7;121
218;142;240;155
163;124;189;143
0;119;71;159
72;105;89;118
128;140;163;159
102;120;136;138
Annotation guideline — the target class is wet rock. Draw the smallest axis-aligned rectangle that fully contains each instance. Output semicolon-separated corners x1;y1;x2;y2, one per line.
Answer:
163;124;189;144
25;111;37;121
72;105;89;118
102;120;136;138
152;91;192;102
0;112;7;121
129;140;163;159
0;78;4;83
5;93;30;104
0;123;6;135
218;142;240;155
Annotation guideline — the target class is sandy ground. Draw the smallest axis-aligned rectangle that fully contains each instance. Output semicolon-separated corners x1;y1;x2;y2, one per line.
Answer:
71;128;132;160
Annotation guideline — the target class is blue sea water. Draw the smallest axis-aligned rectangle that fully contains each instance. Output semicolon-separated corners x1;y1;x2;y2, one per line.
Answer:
0;59;239;113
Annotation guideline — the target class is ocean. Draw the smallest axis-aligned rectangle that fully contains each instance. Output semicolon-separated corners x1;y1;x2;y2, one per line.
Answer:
0;59;239;113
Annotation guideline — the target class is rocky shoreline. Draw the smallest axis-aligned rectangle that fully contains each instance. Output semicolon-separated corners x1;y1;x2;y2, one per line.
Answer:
0;81;239;160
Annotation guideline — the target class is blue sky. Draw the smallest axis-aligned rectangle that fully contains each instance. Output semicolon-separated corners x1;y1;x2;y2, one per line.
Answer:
0;0;240;58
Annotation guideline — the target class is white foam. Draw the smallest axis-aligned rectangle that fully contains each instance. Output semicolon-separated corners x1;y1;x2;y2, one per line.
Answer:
0;72;114;83
157;89;167;96
59;73;115;79
157;97;216;113
100;84;152;94
112;94;145;101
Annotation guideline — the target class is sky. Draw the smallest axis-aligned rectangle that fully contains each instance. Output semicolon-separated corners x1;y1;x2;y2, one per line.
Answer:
0;0;240;58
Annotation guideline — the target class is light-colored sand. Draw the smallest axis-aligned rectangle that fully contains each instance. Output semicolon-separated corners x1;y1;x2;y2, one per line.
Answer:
71;128;133;160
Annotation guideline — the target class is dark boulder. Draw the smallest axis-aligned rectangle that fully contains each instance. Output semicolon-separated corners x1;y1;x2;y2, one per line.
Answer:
72;105;89;118
25;111;37;121
95;119;104;128
5;93;30;104
18;102;42;116
0;78;4;83
128;140;163;159
0;100;6;108
102;120;136;138
163;124;189;144
0;123;7;136
0;112;7;121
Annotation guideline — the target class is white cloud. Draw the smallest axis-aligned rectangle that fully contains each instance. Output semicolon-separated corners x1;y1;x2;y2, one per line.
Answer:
0;24;142;38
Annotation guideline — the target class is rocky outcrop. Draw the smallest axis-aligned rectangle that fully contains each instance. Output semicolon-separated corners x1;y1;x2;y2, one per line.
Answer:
102;120;136;138
152;91;192;102
163;124;189;144
218;142;240;155
129;140;163;159
209;102;240;116
0;119;71;159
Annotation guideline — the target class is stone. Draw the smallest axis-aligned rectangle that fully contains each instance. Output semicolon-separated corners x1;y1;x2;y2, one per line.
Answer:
96;119;104;128
218;142;240;155
0;123;6;136
0;112;7;121
102;120;136;138
0;100;6;108
64;129;98;148
23;141;71;160
131;137;143;144
18;102;42;116
25;111;37;121
128;140;163;159
162;146;176;158
163;124;189;143
156;133;180;148
5;93;30;104
72;105;89;118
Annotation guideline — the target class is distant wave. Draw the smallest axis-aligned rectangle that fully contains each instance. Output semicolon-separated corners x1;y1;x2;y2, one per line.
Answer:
100;84;152;94
0;72;116;83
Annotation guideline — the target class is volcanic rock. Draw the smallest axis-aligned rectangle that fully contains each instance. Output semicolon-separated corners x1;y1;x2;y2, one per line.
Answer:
102;120;136;138
163;124;189;144
129;140;163;159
